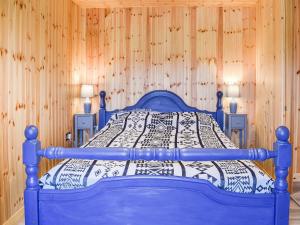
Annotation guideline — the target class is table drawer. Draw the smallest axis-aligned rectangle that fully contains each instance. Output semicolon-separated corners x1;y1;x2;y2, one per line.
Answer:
77;116;93;129
230;116;246;128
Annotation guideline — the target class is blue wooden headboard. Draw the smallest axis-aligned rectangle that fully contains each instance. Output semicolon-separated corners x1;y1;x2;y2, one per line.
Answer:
98;90;224;131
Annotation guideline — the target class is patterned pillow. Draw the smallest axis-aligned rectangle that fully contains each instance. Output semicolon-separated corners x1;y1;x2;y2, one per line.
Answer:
107;110;217;129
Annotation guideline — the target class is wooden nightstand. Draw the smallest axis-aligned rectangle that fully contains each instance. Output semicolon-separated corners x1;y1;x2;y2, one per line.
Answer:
74;113;96;147
225;113;247;148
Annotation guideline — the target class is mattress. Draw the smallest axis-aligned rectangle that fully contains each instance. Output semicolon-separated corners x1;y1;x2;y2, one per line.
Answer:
40;111;274;193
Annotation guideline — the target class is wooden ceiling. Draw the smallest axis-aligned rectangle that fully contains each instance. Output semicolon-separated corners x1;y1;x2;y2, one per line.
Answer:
72;0;258;8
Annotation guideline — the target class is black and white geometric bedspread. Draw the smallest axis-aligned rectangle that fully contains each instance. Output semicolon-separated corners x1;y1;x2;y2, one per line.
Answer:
40;111;274;193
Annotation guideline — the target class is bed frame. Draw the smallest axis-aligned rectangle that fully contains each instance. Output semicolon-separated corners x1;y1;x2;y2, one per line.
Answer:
23;90;292;225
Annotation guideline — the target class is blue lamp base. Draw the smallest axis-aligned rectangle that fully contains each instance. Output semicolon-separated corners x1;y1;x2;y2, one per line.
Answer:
84;103;91;114
230;102;237;114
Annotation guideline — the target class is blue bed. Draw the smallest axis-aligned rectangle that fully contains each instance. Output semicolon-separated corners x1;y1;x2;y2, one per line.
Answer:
23;90;292;225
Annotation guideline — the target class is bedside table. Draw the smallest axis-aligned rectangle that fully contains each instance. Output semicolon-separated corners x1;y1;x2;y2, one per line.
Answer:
225;113;247;148
74;113;96;147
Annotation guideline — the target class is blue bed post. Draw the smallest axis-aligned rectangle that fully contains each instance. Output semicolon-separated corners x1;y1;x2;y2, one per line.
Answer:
98;91;106;130
23;125;41;225
216;91;224;130
274;126;292;225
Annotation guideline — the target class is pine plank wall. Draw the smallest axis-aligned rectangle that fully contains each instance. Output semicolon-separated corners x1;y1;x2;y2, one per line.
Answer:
0;0;299;224
0;0;74;223
255;0;300;177
293;0;300;176
72;6;257;145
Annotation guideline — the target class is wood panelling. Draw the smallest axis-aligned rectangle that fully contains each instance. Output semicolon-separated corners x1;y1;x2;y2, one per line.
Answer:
71;6;257;147
292;0;300;174
255;0;300;182
71;4;88;116
255;0;295;178
255;0;283;177
73;0;258;8
222;7;256;145
0;0;73;223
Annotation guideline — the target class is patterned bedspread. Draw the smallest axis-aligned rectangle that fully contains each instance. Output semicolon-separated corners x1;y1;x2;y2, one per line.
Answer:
40;111;274;193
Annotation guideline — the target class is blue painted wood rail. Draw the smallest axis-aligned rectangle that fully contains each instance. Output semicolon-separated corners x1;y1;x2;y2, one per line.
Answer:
37;147;276;161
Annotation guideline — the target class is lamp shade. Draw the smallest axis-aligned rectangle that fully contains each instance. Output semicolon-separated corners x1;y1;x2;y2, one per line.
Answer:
226;84;240;98
81;85;94;98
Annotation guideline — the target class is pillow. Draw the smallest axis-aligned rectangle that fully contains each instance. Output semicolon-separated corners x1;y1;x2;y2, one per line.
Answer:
105;111;219;132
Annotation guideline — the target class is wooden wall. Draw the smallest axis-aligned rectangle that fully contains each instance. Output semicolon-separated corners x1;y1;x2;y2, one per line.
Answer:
255;0;284;177
292;0;300;175
255;0;299;178
71;6;257;146
72;0;257;8
0;0;73;223
71;4;87;117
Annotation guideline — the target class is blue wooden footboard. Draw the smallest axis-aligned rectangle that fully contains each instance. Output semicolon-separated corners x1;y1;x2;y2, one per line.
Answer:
22;90;292;225
38;177;275;225
23;126;291;225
